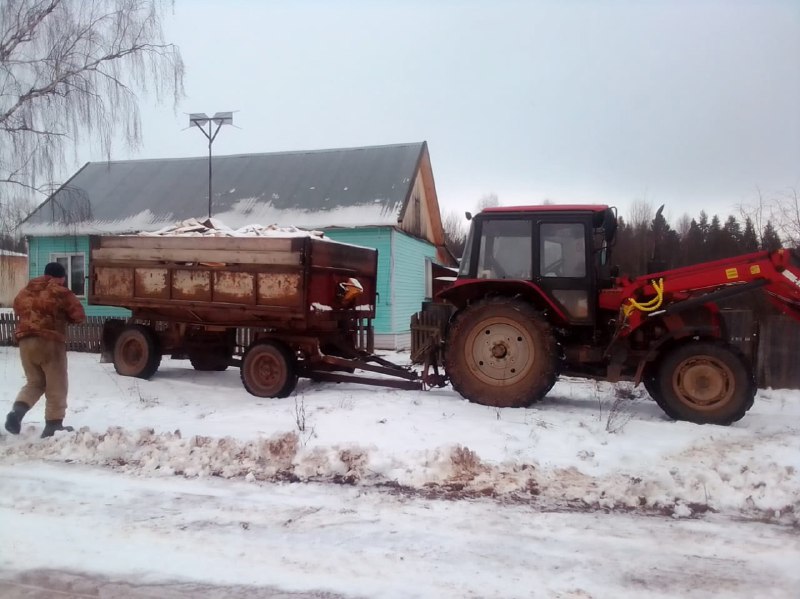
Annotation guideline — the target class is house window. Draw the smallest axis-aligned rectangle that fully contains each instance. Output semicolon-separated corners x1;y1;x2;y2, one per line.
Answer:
51;253;86;296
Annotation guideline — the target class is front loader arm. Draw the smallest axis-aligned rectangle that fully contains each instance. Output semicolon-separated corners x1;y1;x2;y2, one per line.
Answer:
601;248;800;335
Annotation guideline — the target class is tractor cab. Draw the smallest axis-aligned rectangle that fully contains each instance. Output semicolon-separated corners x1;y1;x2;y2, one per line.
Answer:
449;204;617;325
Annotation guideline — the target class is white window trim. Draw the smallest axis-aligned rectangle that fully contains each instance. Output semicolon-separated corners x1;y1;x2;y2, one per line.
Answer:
49;252;86;297
424;257;433;299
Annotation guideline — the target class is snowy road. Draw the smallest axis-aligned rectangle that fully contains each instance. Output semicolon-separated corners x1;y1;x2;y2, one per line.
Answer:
1;462;798;598
1;348;799;597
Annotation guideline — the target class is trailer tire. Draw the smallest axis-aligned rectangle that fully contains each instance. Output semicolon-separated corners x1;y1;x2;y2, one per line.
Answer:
445;298;557;408
113;324;161;379
241;340;298;398
656;341;755;425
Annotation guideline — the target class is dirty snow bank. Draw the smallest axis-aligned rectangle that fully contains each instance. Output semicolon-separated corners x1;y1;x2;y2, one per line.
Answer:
2;423;797;524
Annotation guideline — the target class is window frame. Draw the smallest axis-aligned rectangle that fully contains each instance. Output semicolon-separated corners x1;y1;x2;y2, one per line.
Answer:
49;252;86;297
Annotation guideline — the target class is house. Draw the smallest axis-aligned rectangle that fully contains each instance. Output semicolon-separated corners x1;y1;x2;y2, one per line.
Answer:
19;142;455;349
0;250;27;308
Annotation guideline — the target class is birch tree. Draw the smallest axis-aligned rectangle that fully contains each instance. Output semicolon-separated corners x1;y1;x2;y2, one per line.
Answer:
0;0;184;241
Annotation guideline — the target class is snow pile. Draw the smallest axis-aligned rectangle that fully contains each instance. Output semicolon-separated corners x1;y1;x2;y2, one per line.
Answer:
1;347;799;524
2;424;797;523
139;217;325;238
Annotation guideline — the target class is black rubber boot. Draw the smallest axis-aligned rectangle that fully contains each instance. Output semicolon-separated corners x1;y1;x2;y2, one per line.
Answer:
41;420;74;438
4;402;30;435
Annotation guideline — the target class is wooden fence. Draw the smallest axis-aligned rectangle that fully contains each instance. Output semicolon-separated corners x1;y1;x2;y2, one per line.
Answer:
2;311;798;389
0;313;372;356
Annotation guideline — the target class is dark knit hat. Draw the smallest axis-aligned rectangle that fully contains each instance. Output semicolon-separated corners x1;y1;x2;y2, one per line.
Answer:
44;262;66;278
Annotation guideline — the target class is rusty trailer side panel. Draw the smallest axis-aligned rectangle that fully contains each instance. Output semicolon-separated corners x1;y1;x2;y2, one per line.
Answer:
88;235;377;329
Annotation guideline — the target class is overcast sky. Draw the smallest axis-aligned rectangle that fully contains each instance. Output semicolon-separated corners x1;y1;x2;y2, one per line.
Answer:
82;0;800;223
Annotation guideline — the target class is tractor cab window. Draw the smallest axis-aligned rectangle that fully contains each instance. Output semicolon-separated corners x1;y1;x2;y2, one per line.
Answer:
540;223;586;278
476;219;532;279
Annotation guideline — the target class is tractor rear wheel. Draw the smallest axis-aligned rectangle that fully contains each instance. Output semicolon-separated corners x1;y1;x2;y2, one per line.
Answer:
240;340;298;398
656;341;755;425
444;298;557;408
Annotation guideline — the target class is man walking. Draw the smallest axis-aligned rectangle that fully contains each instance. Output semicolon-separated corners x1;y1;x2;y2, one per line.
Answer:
5;262;86;438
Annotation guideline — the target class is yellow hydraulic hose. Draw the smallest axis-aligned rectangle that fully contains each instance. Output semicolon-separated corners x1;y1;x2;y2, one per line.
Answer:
623;278;665;318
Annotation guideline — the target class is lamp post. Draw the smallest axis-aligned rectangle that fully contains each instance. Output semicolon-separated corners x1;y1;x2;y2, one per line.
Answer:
188;111;233;219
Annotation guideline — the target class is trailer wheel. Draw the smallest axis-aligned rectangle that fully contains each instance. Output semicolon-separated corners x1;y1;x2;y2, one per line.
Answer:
113;324;161;379
656;342;755;425
445;298;557;408
241;340;297;398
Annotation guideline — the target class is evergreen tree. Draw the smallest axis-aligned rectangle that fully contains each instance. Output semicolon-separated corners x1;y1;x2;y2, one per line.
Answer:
761;221;782;251
682;219;705;266
742;217;759;253
707;215;724;259
613;216;637;276
721;215;743;257
697;211;710;242
649;206;679;270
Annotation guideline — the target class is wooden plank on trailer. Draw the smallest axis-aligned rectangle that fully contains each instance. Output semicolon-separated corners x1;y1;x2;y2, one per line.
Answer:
256;272;303;307
94;266;134;298
92;247;303;265
213;271;256;305
96;236;299;252
310;238;377;274
134;268;170;299
171;269;212;302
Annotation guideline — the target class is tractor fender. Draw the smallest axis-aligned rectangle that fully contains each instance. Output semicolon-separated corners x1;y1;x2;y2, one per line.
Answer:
437;279;569;324
636;324;722;384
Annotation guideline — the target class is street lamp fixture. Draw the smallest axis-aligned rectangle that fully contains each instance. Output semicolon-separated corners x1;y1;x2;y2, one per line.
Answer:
188;111;234;219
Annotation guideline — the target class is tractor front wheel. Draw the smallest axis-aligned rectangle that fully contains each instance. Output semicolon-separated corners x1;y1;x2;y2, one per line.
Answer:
656;341;755;425
444;298;557;408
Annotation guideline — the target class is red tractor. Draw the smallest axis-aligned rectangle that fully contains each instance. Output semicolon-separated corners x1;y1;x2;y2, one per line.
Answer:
412;204;800;425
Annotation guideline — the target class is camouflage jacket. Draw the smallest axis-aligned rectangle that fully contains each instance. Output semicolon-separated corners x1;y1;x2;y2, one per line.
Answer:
14;275;86;343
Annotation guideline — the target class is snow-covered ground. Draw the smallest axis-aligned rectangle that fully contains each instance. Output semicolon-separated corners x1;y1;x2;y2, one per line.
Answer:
1;346;798;598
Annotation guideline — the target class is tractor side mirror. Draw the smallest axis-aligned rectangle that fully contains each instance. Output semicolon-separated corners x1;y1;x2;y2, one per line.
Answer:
465;211;472;221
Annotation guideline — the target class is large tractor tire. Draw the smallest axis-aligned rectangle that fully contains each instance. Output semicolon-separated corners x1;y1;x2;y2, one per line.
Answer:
113;324;162;379
444;298;558;408
655;341;756;425
240;340;298;398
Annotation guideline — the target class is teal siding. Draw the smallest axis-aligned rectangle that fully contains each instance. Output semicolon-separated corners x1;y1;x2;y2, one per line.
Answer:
324;228;393;334
390;230;437;333
26;235;129;318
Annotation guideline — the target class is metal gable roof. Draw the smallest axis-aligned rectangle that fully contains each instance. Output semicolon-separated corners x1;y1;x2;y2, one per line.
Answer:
21;142;427;235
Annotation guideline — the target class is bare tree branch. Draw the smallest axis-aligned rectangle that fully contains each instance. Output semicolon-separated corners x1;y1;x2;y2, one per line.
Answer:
0;0;184;247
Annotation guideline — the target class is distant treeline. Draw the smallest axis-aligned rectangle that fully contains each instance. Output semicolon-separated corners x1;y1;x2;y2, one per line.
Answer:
613;208;782;278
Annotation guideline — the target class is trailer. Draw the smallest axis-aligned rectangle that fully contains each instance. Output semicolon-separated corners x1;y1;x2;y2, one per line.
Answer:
89;232;422;396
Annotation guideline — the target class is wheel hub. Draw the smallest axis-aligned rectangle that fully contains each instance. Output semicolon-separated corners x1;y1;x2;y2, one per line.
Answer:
491;343;508;359
255;355;279;384
673;356;733;408
121;339;144;366
467;319;534;384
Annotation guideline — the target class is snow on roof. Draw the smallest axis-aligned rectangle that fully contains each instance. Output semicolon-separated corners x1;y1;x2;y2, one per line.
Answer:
20;142;426;236
0;249;26;257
